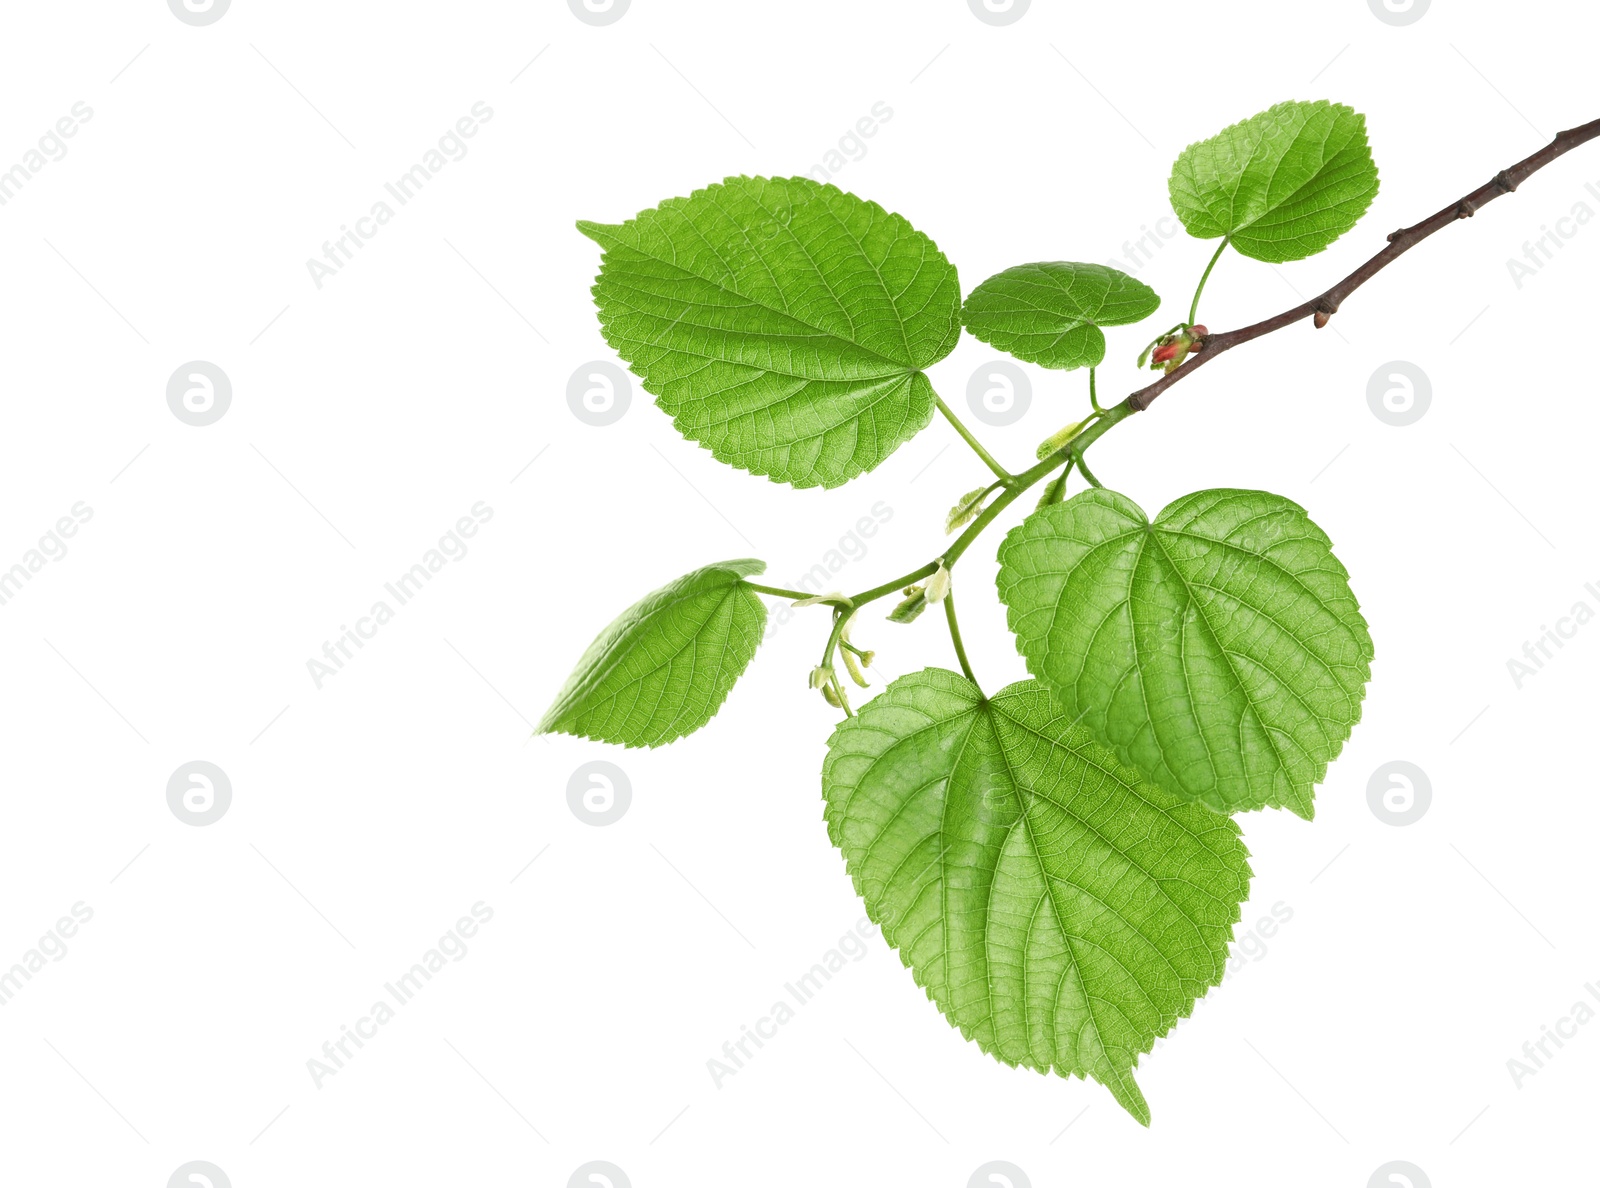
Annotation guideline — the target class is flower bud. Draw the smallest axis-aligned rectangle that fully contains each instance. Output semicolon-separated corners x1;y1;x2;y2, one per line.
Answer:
1148;325;1206;374
840;648;870;688
887;586;928;624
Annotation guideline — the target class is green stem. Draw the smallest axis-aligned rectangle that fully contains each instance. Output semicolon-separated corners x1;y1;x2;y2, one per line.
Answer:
1088;366;1103;413
828;670;855;717
848;563;941;609
746;581;819;601
846;402;1134;608
819;607;852;669
1036;458;1073;508
943;592;979;688
1189;238;1228;325
1075;452;1104;488
935;395;1011;482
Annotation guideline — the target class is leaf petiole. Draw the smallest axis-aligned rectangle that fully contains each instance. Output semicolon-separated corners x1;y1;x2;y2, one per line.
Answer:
1073;450;1105;488
1188;237;1229;326
935;395;1012;482
745;581;818;601
943;591;979;689
844;402;1135;609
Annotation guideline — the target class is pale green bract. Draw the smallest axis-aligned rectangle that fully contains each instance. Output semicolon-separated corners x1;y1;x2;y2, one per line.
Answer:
823;669;1250;1125
1169;99;1379;263
579;176;962;489
538;559;766;747
996;489;1373;818
961;262;1161;370
945;485;992;534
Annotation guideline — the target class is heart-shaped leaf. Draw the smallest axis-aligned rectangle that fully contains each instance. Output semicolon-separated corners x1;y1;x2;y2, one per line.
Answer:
539;559;766;747
1169;99;1380;263
997;489;1373;817
961;262;1161;370
823;668;1251;1125
580;177;961;489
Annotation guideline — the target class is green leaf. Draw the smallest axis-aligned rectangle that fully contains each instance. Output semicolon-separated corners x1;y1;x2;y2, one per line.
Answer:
823;669;1250;1125
1168;99;1379;263
997;489;1373;818
539;560;767;747
961;262;1161;371
580;176;961;489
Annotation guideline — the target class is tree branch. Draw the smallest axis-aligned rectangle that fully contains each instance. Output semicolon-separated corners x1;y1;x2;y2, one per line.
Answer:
839;118;1600;622
1125;117;1600;414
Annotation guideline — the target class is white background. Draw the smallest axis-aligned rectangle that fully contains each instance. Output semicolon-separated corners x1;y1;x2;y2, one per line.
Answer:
1;1;1596;1185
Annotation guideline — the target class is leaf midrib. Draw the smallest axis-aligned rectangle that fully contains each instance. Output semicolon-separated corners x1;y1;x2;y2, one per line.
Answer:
1220;111;1360;240
1141;527;1301;810
598;224;928;374
544;578;744;726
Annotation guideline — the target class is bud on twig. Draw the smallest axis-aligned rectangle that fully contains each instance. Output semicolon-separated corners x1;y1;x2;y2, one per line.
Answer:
1148;324;1207;374
840;647;870;688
